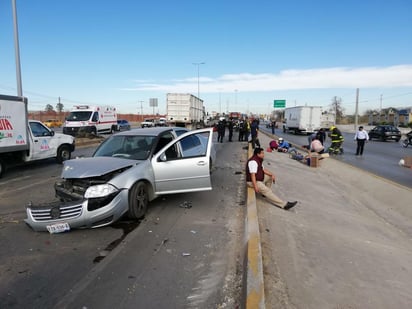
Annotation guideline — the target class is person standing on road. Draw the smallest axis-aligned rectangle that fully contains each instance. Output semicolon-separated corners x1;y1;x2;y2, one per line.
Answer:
316;128;326;145
354;126;369;156
250;119;260;148
271;120;276;134
217;119;226;143
328;126;344;154
245;118;251;142
238;119;246;141
228;118;234;142
246;147;298;210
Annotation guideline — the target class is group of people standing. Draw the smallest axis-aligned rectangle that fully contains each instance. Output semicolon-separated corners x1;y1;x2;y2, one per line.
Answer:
217;117;262;147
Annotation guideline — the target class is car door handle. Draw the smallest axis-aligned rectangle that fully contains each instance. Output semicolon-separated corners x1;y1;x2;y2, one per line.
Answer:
197;161;207;166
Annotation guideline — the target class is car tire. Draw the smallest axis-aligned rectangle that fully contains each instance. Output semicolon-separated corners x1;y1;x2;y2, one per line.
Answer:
0;158;5;178
90;127;97;136
128;181;148;219
56;145;72;163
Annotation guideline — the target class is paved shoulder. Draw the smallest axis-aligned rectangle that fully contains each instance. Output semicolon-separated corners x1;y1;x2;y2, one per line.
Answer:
256;132;412;308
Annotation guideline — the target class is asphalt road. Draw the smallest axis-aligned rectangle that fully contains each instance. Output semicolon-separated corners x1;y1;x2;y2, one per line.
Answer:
0;133;246;308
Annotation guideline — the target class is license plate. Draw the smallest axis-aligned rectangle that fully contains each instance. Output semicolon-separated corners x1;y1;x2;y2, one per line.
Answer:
46;222;70;234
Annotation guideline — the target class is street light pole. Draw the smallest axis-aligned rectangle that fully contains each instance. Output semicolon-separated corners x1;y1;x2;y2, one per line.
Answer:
193;62;205;99
218;88;223;115
12;0;23;97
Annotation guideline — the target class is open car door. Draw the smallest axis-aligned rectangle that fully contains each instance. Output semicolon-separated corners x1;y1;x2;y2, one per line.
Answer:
152;128;213;194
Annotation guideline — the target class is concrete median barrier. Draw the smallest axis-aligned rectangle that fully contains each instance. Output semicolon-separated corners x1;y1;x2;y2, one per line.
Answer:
245;143;266;309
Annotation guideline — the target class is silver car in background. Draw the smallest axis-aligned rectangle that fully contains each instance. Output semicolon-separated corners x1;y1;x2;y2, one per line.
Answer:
25;127;214;232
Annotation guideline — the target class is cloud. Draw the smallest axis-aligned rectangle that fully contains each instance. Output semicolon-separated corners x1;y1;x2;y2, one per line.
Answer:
127;65;412;94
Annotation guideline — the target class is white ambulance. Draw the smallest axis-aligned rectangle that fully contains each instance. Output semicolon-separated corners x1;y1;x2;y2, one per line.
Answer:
63;105;117;136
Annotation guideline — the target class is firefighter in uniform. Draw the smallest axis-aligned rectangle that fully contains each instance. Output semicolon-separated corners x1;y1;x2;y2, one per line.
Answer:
328;126;344;154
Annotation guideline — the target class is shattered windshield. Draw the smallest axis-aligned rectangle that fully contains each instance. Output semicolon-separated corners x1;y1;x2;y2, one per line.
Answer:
93;135;156;160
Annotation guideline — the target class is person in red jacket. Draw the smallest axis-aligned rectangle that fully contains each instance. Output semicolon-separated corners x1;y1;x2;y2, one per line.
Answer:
246;147;297;210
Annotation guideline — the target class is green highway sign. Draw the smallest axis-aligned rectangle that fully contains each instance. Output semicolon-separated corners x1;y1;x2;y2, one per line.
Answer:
273;99;286;108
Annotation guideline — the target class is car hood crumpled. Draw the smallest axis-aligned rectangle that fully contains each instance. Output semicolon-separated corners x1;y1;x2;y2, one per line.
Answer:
62;157;139;179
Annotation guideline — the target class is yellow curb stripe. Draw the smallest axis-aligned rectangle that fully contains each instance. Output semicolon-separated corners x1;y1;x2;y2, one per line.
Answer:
245;144;266;309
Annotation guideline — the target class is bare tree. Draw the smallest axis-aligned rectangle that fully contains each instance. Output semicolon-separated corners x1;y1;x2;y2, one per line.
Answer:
56;102;64;112
45;104;54;112
329;96;345;124
363;108;379;116
272;109;284;121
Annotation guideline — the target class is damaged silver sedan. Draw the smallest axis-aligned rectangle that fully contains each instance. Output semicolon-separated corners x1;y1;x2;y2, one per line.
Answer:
25;127;214;232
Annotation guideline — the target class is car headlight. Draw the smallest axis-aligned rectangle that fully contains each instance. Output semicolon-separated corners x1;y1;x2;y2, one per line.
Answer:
85;184;119;198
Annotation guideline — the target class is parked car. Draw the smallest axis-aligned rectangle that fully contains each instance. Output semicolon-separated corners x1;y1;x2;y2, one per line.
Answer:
158;117;167;126
141;118;156;128
368;125;401;142
43;119;63;128
25;127;214;232
116;119;131;131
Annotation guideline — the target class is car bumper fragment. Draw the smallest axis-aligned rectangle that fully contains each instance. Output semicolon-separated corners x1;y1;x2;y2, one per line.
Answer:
25;190;130;232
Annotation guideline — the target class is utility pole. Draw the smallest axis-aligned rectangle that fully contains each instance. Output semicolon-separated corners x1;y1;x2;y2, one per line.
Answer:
193;62;205;99
218;88;222;115
355;88;359;130
380;94;383;112
139;101;144;120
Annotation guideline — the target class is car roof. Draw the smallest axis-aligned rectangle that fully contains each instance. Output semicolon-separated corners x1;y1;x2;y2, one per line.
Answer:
376;125;397;129
113;126;181;137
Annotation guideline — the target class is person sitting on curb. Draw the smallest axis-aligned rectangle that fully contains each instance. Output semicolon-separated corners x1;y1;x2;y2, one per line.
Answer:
277;137;290;152
246;147;298;210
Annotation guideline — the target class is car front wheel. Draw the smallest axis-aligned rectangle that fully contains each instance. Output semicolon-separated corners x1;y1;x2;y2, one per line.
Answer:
56;145;71;163
128;181;148;219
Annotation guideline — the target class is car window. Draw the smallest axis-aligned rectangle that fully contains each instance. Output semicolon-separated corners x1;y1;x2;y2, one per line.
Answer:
175;128;189;136
29;122;50;137
163;131;210;160
180;135;201;152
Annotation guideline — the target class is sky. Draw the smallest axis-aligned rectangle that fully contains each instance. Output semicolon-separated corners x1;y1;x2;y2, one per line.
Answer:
0;0;411;116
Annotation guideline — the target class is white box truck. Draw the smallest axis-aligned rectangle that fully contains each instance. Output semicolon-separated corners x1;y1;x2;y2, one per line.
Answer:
282;106;322;134
166;93;204;129
320;111;336;130
63;105;117;136
0;94;75;178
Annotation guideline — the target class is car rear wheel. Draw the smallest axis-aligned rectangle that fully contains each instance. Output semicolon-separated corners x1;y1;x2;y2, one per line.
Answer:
128;181;148;219
0;158;5;178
